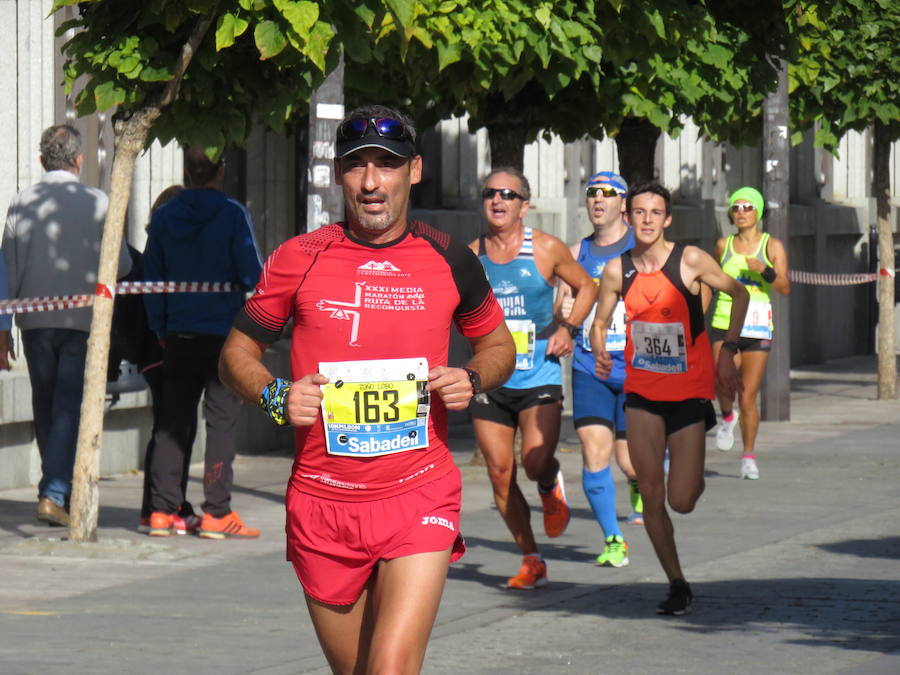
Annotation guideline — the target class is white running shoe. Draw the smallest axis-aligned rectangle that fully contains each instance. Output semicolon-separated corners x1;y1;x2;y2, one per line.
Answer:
716;409;740;451
741;457;759;480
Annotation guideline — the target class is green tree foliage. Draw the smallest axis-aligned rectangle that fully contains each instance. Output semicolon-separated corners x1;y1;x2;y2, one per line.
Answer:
55;0;342;157
344;0;794;177
789;0;900;149
789;0;900;399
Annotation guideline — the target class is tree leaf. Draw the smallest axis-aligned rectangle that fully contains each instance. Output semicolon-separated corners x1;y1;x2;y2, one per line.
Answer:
216;12;249;51
255;20;288;60
385;0;415;29
277;0;319;38
94;80;126;111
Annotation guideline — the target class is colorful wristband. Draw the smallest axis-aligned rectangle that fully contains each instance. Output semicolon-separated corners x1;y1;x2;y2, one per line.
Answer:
259;378;292;426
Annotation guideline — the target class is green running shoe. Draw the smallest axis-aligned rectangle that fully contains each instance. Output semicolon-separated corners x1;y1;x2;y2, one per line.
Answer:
595;535;629;567
629;479;643;514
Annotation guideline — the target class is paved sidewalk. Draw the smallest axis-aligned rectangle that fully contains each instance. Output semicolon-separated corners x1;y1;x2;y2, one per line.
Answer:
0;356;898;674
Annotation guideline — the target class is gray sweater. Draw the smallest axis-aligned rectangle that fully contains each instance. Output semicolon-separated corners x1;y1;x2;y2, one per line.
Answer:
3;169;131;332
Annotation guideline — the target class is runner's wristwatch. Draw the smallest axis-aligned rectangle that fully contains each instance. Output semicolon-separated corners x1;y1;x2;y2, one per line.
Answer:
560;321;578;338
722;341;739;354
463;367;482;394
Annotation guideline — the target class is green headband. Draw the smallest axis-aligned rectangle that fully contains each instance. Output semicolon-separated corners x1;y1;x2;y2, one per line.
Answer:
729;187;764;217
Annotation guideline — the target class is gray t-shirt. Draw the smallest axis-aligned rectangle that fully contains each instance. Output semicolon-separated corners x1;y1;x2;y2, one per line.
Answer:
3;169;131;332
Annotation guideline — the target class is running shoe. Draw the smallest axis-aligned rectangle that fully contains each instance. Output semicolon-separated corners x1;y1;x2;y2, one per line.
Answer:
656;578;693;615
740;457;759;480
198;511;260;539
595;535;629;567
628;480;643;525
147;512;176;537
716;409;740;451
506;555;548;590
139;513;201;535
539;470;571;537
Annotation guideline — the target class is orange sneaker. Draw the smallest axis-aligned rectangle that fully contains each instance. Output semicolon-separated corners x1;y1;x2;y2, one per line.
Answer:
148;512;175;537
506;555;548;590
198;511;260;539
144;512;201;536
539;470;570;537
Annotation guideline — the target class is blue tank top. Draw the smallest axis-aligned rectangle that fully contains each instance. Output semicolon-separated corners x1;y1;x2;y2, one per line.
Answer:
572;228;634;387
479;227;560;389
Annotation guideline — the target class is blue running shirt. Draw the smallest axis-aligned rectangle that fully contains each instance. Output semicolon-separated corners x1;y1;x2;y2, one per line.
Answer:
479;227;560;389
572;229;634;387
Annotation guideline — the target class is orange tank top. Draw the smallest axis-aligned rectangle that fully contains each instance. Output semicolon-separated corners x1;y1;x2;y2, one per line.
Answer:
622;244;715;401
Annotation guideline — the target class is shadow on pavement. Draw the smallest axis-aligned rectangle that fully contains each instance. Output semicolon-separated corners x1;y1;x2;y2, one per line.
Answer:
543;577;900;656
818;535;900;560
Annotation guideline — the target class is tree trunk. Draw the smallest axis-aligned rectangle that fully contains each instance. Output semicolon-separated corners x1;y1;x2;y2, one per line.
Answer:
613;117;661;187
68;110;160;542
761;58;790;421
873;120;897;399
486;121;527;171
67;9;217;542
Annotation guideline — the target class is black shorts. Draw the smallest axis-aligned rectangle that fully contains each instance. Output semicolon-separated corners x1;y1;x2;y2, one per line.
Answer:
709;327;772;353
624;393;717;435
469;385;563;428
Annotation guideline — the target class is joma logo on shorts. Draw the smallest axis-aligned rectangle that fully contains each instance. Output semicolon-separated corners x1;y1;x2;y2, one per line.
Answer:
421;516;455;531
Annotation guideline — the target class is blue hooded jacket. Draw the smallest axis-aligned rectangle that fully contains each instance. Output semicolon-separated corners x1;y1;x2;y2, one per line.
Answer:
143;189;262;337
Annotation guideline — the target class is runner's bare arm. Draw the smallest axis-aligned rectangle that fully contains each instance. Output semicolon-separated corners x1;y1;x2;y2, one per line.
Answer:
591;257;623;379
701;239;725;314
427;321;515;410
551;239;597;328
761;236;791;295
219;328;272;402
537;236;596;357
684;246;748;397
553;242;581;321
219;327;328;427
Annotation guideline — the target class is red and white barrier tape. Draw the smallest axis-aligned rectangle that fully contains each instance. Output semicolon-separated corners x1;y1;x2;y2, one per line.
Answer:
788;269;898;286
0;281;237;316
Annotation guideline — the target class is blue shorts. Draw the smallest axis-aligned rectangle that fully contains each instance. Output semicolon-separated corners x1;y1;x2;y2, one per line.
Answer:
572;368;626;438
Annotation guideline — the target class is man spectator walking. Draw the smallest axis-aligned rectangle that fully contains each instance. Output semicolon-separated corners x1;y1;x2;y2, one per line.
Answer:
144;148;263;539
3;124;131;526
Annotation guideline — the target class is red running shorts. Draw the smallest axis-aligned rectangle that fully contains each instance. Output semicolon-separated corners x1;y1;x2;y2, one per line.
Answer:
285;466;466;605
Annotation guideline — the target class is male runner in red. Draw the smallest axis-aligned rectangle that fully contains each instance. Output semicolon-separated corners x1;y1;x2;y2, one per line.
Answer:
593;183;748;615
218;105;514;673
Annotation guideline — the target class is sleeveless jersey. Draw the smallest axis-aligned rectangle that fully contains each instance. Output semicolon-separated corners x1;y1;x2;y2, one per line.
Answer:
478;227;559;389
712;232;774;339
622;244;715;401
236;222;505;501
572;228;634;387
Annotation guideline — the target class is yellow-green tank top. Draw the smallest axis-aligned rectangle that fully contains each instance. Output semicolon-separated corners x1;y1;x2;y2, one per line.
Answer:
711;232;774;337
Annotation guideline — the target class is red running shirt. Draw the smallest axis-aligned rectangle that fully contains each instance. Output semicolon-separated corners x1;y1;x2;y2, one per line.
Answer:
621;244;715;401
235;222;504;501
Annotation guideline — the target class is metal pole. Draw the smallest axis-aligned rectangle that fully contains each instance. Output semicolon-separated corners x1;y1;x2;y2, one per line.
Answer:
761;58;791;421
306;54;345;233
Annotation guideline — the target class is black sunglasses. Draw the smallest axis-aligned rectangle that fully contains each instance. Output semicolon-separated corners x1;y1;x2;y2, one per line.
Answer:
337;117;412;142
586;186;621;198
481;187;525;201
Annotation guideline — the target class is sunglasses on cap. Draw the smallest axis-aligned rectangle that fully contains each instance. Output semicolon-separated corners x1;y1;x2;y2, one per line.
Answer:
337;117;412;142
481;187;525;201
730;203;756;213
586;186;621;198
